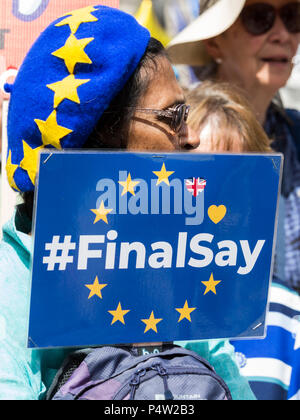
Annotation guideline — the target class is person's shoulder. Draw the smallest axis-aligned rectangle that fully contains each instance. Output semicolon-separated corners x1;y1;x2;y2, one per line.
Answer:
0;222;30;290
0;236;18;271
0;234;22;269
285;108;300;157
269;101;300;124
0;211;31;266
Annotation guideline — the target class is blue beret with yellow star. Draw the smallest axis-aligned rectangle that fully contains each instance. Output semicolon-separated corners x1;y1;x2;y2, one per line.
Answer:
5;5;151;192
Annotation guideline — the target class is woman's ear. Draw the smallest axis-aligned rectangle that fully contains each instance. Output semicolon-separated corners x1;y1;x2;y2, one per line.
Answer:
203;37;223;62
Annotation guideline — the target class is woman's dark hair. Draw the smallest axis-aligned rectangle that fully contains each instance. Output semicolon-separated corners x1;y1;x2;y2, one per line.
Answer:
83;37;167;149
22;37;167;222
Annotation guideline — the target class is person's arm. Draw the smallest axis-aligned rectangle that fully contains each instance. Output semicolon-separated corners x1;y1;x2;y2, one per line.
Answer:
0;247;45;400
0;337;45;400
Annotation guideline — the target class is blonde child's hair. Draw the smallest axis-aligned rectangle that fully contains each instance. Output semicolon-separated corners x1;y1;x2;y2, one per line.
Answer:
187;81;272;153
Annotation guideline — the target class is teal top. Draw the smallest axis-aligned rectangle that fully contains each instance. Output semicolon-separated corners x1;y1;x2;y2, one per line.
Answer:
0;210;255;400
0;210;70;400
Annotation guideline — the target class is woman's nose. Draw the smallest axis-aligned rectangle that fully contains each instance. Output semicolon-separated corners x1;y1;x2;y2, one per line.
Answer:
180;125;200;150
269;15;291;43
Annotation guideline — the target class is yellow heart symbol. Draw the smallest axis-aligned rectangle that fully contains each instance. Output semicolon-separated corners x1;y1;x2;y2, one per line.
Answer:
208;205;227;224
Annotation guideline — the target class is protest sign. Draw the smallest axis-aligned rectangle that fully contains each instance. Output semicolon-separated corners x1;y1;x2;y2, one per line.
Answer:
28;151;282;348
0;0;119;97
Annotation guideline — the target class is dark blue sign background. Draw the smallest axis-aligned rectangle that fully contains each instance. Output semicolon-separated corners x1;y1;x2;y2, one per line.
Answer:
28;152;282;348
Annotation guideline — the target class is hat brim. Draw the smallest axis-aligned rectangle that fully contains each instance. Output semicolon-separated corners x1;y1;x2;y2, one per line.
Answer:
167;0;246;66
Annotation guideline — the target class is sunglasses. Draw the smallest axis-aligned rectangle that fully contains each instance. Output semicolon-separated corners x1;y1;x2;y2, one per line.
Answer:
135;103;190;133
240;2;300;36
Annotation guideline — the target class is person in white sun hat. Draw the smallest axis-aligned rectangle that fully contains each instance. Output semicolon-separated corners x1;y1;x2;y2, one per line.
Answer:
168;0;299;111
168;0;300;293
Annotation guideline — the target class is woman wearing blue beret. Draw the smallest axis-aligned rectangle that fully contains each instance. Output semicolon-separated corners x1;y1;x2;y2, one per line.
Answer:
1;5;254;400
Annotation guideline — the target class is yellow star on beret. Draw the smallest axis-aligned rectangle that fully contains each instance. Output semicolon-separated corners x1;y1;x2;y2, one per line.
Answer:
20;141;43;185
52;34;94;74
6;150;20;191
34;110;73;149
47;74;90;108
55;6;99;34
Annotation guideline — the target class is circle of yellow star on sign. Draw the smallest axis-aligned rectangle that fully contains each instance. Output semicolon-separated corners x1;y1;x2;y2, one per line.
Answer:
118;173;140;196
153;163;174;186
176;300;196;323
202;273;222;295
108;302;130;325
85;276;107;299
142;311;163;333
90;201;113;224
55;6;99;34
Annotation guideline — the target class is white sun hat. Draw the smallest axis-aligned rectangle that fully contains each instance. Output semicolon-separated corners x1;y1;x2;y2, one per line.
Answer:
167;0;246;66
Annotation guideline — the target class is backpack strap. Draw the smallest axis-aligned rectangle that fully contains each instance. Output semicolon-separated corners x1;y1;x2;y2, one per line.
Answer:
286;109;300;162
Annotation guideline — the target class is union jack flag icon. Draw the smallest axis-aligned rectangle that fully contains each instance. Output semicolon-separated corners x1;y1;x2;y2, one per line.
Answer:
185;178;207;197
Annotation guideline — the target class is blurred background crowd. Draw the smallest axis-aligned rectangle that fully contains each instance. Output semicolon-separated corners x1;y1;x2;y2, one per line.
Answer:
120;0;300;110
